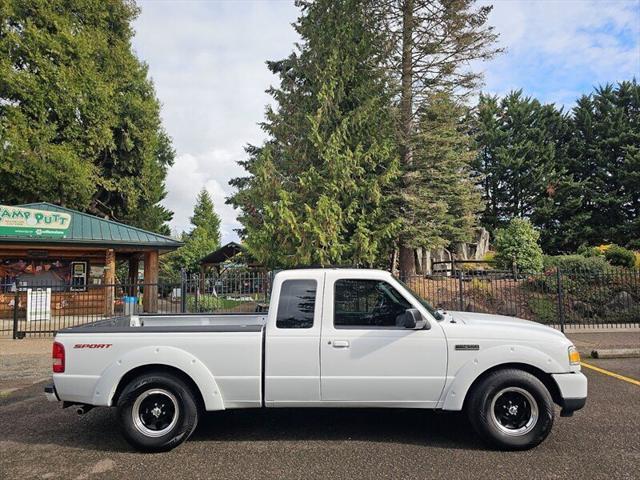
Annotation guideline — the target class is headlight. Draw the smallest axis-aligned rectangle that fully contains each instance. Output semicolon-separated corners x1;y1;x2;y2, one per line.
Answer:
568;346;581;365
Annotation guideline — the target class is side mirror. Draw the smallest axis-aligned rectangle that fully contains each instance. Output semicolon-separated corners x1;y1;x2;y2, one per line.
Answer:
400;308;430;330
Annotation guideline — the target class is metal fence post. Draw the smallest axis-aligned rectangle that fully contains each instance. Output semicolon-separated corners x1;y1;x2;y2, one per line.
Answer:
458;268;464;311
12;287;19;339
556;268;565;333
180;269;187;313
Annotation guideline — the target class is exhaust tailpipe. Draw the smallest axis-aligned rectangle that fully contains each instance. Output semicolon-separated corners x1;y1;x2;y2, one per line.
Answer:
76;405;94;415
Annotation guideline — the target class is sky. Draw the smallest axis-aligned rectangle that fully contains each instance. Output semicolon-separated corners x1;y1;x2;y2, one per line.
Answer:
132;0;640;243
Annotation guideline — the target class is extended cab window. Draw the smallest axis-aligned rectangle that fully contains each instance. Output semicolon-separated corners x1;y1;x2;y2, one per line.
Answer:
334;279;411;328
276;280;317;329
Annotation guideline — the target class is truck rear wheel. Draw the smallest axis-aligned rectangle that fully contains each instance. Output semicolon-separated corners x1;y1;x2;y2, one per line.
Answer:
117;372;199;452
467;368;554;450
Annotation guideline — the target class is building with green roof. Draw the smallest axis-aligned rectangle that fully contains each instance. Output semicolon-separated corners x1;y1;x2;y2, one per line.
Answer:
0;203;182;317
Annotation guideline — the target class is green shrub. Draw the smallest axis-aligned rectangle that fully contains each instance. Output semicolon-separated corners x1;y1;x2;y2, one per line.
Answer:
528;297;557;324
186;295;244;312
494;218;544;273
543;254;609;274
604;245;636;268
577;244;602;258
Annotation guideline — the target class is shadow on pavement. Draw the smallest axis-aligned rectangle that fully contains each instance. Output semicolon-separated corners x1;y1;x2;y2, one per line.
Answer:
2;381;485;453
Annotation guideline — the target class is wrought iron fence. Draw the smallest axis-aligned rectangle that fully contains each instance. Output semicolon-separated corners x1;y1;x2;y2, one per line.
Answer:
1;270;271;338
402;267;640;331
2;267;638;338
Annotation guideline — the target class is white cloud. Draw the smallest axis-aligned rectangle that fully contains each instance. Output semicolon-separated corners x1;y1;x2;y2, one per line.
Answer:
479;0;640;105
164;149;247;244
133;0;299;242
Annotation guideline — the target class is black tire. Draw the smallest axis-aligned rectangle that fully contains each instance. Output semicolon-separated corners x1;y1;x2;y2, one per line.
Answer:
117;372;199;452
466;368;554;450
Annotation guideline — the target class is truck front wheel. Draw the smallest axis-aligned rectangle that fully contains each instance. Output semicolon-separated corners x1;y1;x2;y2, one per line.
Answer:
467;368;554;450
117;372;199;452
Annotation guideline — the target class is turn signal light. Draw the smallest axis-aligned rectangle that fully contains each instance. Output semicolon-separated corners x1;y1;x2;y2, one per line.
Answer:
52;341;65;373
568;346;581;365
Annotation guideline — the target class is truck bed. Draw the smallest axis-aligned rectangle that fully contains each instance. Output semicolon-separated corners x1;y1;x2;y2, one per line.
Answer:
53;312;266;410
60;312;267;334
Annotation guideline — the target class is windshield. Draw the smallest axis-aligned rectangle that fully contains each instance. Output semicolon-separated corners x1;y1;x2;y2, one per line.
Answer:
394;277;444;321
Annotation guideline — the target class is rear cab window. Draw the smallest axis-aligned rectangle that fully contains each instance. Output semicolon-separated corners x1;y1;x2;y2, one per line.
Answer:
276;279;317;329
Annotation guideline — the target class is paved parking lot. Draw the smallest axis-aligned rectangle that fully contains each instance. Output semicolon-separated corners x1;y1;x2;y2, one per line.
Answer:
0;344;638;480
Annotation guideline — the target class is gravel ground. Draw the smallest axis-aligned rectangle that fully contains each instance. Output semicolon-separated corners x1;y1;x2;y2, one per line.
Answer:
0;338;638;480
0;339;51;392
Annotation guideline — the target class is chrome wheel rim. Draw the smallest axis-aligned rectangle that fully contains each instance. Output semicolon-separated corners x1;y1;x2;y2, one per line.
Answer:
132;388;179;438
490;387;538;436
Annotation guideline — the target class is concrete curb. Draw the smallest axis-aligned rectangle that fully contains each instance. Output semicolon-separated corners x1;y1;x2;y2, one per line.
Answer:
587;348;640;359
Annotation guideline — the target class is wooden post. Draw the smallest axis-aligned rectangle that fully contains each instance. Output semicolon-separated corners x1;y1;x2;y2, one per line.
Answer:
128;255;139;296
143;250;159;313
104;249;115;316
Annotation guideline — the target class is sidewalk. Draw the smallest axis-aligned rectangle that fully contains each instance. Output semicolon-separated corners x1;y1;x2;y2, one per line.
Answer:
566;331;640;358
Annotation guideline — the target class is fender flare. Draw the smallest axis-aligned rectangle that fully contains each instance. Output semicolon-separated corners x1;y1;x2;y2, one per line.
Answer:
440;344;565;411
92;345;225;411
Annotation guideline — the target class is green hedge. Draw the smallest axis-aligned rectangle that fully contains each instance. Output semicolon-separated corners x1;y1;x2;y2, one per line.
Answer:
604;245;636;268
542;255;610;274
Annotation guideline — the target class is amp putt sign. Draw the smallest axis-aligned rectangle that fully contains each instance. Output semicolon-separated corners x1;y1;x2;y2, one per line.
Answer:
0;205;71;238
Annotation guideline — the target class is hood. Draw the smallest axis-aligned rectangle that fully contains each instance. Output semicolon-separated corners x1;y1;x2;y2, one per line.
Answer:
444;310;565;338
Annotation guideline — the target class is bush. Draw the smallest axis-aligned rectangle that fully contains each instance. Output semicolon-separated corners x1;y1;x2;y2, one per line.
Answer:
577;244;602;258
494;219;544;273
186;295;244;312
528;297;556;324
543;254;609;274
604;245;636;268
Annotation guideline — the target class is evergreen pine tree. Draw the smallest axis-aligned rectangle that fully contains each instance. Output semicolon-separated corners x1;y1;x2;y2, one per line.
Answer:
229;0;399;268
563;80;640;248
375;0;501;275
172;189;222;274
473;91;570;251
401;92;481;253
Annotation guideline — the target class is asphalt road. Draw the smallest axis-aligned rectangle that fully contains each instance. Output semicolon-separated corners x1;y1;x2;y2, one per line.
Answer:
1;359;638;480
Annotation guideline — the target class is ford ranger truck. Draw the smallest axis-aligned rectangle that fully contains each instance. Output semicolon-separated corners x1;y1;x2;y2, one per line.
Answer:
45;268;587;452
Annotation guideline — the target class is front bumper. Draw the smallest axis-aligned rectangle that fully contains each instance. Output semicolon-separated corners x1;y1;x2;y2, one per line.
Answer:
552;372;587;416
44;383;59;402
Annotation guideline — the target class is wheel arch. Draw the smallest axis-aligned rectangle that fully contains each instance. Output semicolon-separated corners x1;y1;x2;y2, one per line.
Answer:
461;363;562;411
441;343;565;411
111;364;206;411
91;345;225;411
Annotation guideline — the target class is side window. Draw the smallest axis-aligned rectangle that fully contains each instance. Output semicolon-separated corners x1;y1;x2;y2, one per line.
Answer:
334;279;411;328
276;280;317;329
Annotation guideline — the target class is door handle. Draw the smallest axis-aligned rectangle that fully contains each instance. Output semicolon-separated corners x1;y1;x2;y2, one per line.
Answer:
332;340;350;348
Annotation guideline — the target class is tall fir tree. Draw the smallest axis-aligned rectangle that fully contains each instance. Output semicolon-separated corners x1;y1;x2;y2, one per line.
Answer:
171;189;222;274
374;0;501;275
229;0;399;268
402;92;482;254
0;0;174;233
561;80;640;249
473;91;571;251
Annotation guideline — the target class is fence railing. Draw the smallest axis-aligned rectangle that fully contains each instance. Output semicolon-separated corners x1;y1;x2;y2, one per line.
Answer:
2;268;638;338
1;271;270;338
402;267;640;331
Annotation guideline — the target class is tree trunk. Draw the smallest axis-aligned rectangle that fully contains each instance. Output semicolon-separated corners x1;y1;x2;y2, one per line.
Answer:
398;0;416;277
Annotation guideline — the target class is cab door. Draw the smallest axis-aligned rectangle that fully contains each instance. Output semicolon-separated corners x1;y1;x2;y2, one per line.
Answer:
264;271;324;406
320;271;447;407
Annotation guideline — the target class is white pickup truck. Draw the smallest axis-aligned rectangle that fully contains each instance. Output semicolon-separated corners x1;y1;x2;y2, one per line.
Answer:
45;268;586;452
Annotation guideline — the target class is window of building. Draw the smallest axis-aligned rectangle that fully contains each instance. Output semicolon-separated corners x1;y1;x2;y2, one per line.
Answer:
70;261;88;291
